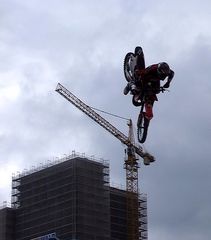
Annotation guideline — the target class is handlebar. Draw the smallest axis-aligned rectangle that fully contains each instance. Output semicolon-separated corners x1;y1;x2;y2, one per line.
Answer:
160;87;169;93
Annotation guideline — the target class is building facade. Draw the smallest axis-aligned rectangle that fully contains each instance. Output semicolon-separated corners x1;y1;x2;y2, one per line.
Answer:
0;207;15;240
1;153;147;240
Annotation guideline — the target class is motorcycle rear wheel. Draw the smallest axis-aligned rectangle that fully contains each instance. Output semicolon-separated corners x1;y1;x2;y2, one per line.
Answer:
137;112;150;143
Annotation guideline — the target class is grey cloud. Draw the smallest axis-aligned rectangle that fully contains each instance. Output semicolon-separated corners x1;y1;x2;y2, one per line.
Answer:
0;1;211;240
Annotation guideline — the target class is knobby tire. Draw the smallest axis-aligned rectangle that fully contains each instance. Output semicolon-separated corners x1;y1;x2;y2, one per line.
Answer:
123;52;135;82
137;112;150;144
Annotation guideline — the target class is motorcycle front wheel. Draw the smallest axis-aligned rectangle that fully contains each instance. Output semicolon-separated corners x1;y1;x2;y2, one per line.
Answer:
123;52;136;82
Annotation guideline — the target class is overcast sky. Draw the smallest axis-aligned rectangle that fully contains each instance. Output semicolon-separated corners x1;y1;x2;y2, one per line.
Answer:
0;0;211;239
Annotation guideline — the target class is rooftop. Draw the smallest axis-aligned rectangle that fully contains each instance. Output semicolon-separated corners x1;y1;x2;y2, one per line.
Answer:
12;150;109;181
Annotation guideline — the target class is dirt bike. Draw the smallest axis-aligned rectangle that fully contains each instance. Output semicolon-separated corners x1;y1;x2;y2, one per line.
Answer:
124;47;167;143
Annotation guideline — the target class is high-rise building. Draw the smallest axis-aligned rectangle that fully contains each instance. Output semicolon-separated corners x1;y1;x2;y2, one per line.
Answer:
1;152;147;240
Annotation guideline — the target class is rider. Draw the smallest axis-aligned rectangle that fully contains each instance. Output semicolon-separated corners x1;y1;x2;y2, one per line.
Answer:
124;47;174;120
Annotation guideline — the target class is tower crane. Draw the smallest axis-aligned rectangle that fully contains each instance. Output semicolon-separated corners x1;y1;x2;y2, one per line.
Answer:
55;83;155;240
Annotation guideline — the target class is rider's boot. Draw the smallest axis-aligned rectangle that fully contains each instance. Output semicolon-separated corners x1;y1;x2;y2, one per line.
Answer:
144;103;153;120
123;83;131;95
123;81;138;95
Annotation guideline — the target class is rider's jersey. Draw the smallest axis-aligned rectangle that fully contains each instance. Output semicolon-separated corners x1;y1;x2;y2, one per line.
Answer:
137;64;174;92
139;64;174;82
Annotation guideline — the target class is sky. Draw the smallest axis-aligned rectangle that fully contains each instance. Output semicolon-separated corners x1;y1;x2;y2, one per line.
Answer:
0;0;211;239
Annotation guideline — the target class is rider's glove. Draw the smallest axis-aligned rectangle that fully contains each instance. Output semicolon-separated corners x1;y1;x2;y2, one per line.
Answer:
163;81;170;88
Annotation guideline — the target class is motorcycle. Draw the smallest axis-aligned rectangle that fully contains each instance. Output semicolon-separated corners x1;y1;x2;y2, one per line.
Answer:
124;47;167;143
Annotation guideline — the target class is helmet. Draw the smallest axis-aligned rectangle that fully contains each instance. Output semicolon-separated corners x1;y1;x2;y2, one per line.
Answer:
157;62;170;76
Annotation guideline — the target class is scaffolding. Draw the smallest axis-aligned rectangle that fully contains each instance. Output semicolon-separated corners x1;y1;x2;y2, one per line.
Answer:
11;151;109;184
12;155;110;240
139;194;148;240
110;187;148;240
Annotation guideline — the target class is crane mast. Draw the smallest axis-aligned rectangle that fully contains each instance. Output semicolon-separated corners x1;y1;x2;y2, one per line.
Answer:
55;83;154;240
124;119;140;239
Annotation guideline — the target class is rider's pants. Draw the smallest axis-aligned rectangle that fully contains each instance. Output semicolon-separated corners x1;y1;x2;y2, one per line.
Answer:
145;102;153;120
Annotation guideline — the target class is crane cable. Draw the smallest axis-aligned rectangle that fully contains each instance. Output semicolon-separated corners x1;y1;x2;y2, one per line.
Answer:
89;106;149;150
90;106;130;121
90;105;150;153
